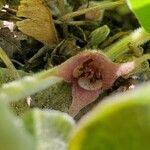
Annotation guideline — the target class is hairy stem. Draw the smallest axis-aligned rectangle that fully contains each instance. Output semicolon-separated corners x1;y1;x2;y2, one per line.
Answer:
0;67;62;102
106;28;150;60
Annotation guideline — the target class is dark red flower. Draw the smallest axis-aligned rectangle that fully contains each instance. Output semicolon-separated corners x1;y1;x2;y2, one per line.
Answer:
55;51;135;116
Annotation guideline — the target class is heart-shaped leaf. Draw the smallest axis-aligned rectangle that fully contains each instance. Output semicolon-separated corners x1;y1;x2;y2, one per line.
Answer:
23;109;75;150
0;101;34;150
69;82;150;150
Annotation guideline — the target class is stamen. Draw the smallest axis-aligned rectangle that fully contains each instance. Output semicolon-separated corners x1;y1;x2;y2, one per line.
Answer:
73;59;103;90
78;77;102;90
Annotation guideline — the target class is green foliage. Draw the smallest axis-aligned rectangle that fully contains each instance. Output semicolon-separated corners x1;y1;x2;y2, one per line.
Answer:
0;0;150;149
0;100;74;150
0;68;62;102
0;102;35;150
0;68;71;114
22;109;75;150
69;82;150;150
128;0;150;32
88;25;110;48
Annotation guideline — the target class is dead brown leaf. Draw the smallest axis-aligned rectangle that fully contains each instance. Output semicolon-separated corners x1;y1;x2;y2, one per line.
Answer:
16;0;58;46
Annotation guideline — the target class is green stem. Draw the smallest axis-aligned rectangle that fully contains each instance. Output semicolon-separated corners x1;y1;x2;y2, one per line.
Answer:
0;68;63;102
28;45;51;64
105;28;150;60
0;47;20;79
60;0;125;21
58;0;66;15
58;0;69;37
0;101;35;150
54;20;93;26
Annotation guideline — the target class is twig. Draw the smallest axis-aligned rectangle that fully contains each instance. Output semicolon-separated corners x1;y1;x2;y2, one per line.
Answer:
28;45;52;64
59;0;125;21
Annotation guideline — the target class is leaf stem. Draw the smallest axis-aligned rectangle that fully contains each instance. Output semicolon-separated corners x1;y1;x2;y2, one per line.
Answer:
59;0;125;21
58;0;66;16
0;101;35;150
0;67;62;102
0;47;20;79
28;45;51;64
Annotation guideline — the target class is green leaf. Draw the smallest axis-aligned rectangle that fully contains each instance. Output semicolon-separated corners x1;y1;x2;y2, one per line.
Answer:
22;109;75;150
127;0;150;32
0;101;35;150
0;68;72;115
0;67;63;102
69;82;150;150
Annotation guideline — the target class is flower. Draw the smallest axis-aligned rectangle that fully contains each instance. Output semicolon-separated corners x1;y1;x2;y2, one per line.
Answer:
56;50;135;116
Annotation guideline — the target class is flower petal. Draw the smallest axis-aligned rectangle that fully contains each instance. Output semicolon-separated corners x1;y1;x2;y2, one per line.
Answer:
57;51;118;83
57;52;91;81
92;54;118;89
54;51;136;116
68;82;102;117
116;62;135;77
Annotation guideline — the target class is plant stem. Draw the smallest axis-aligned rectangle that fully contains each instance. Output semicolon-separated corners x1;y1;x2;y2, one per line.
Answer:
0;47;20;79
105;28;150;60
58;0;66;16
0;101;35;150
54;20;93;26
58;0;69;37
28;45;51;64
60;0;125;21
0;67;63;102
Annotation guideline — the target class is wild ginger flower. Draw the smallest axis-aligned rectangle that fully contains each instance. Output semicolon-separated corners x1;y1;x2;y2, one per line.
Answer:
54;50;135;117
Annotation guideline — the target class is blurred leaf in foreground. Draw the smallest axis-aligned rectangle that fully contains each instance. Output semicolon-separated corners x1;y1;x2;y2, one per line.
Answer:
23;109;75;150
0;68;72;115
16;0;58;46
0;101;35;150
127;0;150;32
69;82;150;150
